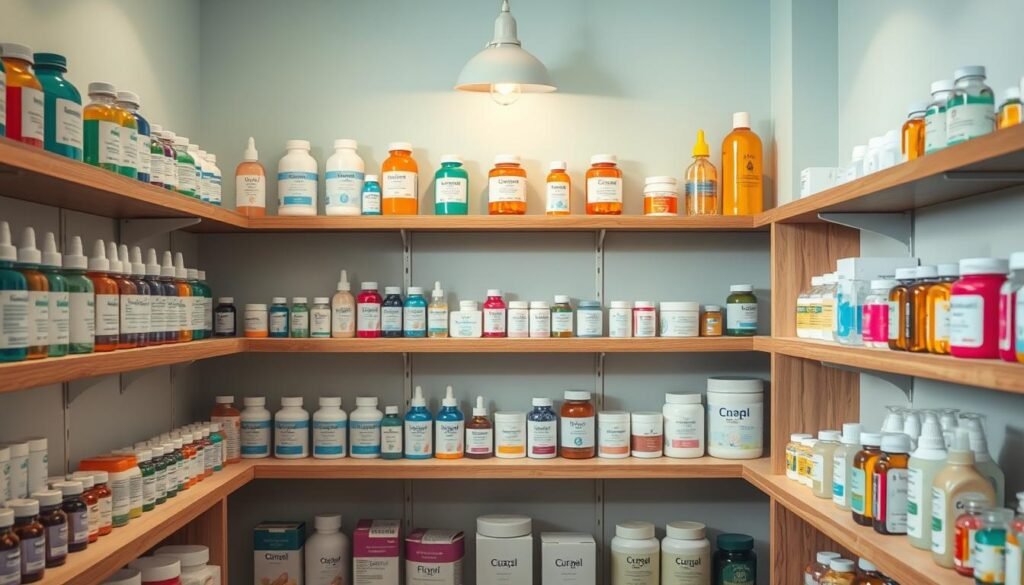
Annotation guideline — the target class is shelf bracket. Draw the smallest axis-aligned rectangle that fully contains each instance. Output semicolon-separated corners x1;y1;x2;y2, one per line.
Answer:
821;361;914;401
595;229;606;304
817;212;913;249
401;229;412;289
120;218;201;245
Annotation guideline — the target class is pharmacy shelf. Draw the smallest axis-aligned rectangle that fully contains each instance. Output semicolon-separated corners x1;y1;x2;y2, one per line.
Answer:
245;336;760;353
765;337;1024;395
760;124;1024;224
245;214;761;232
43;463;253;585
743;460;963;585
0;138;247;232
0;338;245;394
251;456;754;479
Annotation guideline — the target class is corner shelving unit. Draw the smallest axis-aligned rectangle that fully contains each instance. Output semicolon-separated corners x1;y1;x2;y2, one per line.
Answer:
1;125;1023;585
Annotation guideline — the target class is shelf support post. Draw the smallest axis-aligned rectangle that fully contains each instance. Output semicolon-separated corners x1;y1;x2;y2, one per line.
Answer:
120;218;202;245
817;212;913;251
820;361;913;401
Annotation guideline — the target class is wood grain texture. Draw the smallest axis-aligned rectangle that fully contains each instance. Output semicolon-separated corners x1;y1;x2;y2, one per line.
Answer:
769;498;853;585
163;497;229;585
247;214;761;232
245;336;759;353
42;464;252;585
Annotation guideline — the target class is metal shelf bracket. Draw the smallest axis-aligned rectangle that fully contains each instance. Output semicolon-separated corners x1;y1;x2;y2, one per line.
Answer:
120;218;201;245
817;212;912;249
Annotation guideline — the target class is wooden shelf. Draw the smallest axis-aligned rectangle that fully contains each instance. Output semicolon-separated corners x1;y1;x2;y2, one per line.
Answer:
0;338;245;394
744;460;963;585
246;214;760;232
245;336;759;353
760;124;1024;224
765;337;1024;395
253;456;754;479
43;463;253;585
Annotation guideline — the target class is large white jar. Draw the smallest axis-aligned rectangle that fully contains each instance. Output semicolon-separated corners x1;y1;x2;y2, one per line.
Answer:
706;377;763;459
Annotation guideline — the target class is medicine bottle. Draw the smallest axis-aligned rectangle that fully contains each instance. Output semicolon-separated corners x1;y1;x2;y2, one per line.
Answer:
630;412;663;458
51;481;87;553
947;65;995;146
211;297;235;338
128;556;181;585
332;270;356;338
1007;495;1024;585
721;112;763;216
404;386;433;459
0;43;44;148
112;243;141;349
887;268;918;351
82;81;121;171
660;521;710;585
68;473;98;542
685;130;718;216
953;493;988;576
243;304;267;337
0;56;5;136
633;301;656;337
62;236;94;355
550;295;573;337
494;412;526;459
999;87;1023;129
350;396;383;459
482;289;506;338
277;139;318;216
381;287;404;338
786;433;812;481
798;438;817;487
586;154;623;215
404;287;427;337
850;559;885;585
241;396;271;458
268;297;289;338
660;302;699;337
820;558;856;585
545;161;571;215
925;80;955;154
304;514;350;585
906;265;938;352
290;297;310;338
726;285;758;336
577;300;602;337
999;253;1024;362
527;398;557;459
872;433;911;535
10;498;45;582
931;428;995;568
507;301;529;338
134;449;157;511
609;301;632;337
428;281;448;338
357;282;383;338
850;432;882;526
950;257;1008;359
434;155;469;215
34;53;82;161
381;406;403;460
173;136;197;198
832;423;862;510
466;397;493;459
16;227;50;360
598;411;630;459
361;174;382;215
0;509;19;583
643;176;678;216
700;305;723;337
152;129;176;191
488;155;527;215
115;91;148;182
529;301;550;338
435;386;464;459
31;490;67;567
313;396;347;459
274;397;310;459
325;138;365;216
712;534;755;585
560;391;595;459
154;544;219;585
111;94;138;180
381;142;418;215
901;103;927;161
78;470;113;534
861;280;894;348
811;430;840;499
235;137;266;217
803;551;840;585
611;522;659;585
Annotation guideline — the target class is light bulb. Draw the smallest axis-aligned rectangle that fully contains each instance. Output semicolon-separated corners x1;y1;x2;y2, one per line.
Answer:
490;83;522;106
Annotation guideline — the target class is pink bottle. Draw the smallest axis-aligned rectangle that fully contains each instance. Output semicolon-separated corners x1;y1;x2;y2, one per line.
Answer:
950;258;1008;359
998;252;1024;361
356;281;383;338
862;278;896;348
482;289;506;338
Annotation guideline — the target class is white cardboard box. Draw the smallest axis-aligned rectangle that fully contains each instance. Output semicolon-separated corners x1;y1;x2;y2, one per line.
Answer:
836;256;920;281
476;532;532;585
541;533;595;585
355;519;401;585
800;167;840;198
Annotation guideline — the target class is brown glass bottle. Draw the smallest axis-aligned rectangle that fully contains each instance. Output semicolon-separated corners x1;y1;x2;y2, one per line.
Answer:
87;240;120;352
560;390;596;459
9;499;46;582
465;397;493;459
52;481;88;553
872;434;911;535
906;266;937;353
107;243;139;349
33;490;68;567
0;509;20;585
850;433;882;526
887;268;916;351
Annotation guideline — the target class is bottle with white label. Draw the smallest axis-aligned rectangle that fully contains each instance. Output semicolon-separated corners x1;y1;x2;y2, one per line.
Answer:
331;270;355;338
325;139;365;216
488;155;527;215
350;397;383;459
274;396;309;459
0;221;29;362
241;396;272;458
305;514;350;585
235;137;267;217
313;397;347;459
946;65;995;146
545;161;571;215
482;289;506;337
925;79;955;154
611;521;659;585
931;428;995;568
405;386;433;459
527;398;558;459
435;386;464;459
34;52;83;161
831;423;862;511
907;415;947;549
585;154;623;215
356;282;382;338
466;397;493;459
507;301;529;338
381;142;419;215
87;239;120;351
277;139;318;216
434;155;469;215
381;406;403;459
0;44;45;148
61;236;94;355
310;297;331;338
17;227;51;360
872;432;911;535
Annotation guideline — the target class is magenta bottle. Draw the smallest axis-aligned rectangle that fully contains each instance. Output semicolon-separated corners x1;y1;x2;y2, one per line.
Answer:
356;281;383;338
950;258;1008;359
482;289;506;338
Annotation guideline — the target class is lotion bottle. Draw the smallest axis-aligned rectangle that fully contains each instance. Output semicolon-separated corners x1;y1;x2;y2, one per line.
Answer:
331;269;355;338
235;137;266;217
907;414;947;550
930;427;995;568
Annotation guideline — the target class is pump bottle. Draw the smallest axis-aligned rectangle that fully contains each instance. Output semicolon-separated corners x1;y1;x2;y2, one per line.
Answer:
931;427;995;568
435;386;464;459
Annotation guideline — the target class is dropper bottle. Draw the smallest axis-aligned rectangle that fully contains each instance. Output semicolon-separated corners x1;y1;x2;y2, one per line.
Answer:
88;239;119;351
435;386;464;460
684;130;719;216
63;236;94;355
428;281;448;338
235;136;266;217
173;252;193;342
160;251;180;343
404;386;433;460
0;222;29;362
108;242;138;349
145;249;167;345
465;396;493;459
331;269;355;338
40;232;68;357
122;244;151;347
17;227;49;359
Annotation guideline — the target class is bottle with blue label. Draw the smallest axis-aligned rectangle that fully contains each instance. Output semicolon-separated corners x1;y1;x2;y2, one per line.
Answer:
269;297;289;338
362;174;382;215
381;406;403;460
434;155;469;215
404;386;433;459
403;286;427;337
435;386;464;459
313;396;347;459
274;396;309;459
241;396;272;459
381;287;404;338
277;139;318;216
325;139;365;216
350;396;383;459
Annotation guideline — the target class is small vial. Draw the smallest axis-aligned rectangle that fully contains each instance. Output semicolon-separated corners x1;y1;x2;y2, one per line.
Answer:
381;406;403;460
901;102;927;161
361;174;382;215
466;397;493;459
427;281;448;338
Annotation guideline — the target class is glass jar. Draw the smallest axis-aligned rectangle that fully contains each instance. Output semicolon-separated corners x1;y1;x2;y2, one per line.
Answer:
726;285;757;336
585;154;622;215
33;490;68;567
0;509;18;585
52;480;88;553
974;508;1014;585
488;155;527;215
954;494;989;576
560;391;595;459
9;498;45;583
713;533;755;585
804;551;840;585
214;297;236;337
862;280;895;348
901;103;927;161
701;305;723;336
851;558;886;585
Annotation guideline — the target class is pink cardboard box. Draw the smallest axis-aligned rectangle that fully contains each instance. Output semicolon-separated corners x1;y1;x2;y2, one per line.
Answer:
406;528;465;585
354;519;402;585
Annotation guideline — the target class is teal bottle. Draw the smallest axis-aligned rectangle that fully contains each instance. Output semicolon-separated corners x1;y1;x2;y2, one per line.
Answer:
40;232;69;357
0;222;29;362
63;236;94;354
435;385;464;459
403;286;427;337
361;175;382;215
33;53;83;161
434;155;469;215
187;268;207;340
404;386;433;460
269;297;289;338
381;406;403;460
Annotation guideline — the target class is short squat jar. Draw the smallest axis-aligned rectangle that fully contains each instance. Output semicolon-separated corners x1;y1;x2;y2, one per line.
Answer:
611;522;659;585
576;300;603;337
713;534;756;585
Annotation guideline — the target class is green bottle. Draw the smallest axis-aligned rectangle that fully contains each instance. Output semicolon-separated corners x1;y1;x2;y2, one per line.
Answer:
381;406;403;460
172;135;197;198
62;236;94;354
290;297;310;338
188;268;206;340
0;221;29;362
33;53;83;161
40;232;69;357
434;155;469;215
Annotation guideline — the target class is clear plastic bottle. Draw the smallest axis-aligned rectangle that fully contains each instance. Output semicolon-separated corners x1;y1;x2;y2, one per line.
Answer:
427;281;448;338
331;270;355;338
685;130;718;216
235;137;267;217
819;273;838;342
947;65;996;146
806;276;825;340
925;79;955;154
812;430;841;499
832;423;861;510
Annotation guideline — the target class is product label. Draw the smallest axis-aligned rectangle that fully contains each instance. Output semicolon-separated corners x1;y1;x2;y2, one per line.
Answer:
561;416;595;449
21;87;44;142
350;419;382;455
274;419;309;455
529;310;550;337
727;302;757;332
874;468;909;533
66;291;94;345
46;523;68;559
661;311;697;337
483;308;506;335
663;552;707;585
212;414;240;462
949;294;985;348
528;419;557;457
428;307;448;334
0;544;18;584
215;310;235;335
98;492;112;528
241;418;271;456
811;454;824;484
110;476;131;524
717;562;754;585
586;177;622;205
290;310;309;334
488;176;526;203
121;294;150;334
435;177;468;204
149;295;166;334
358;303;381;332
177;160;197;192
269;310;288;334
95;120;121;166
850;467;868;515
507;309;528;337
326;169;365;209
191;296;207;331
888;301;899;340
831;452;847;504
27;290;48;346
932;488;948;553
645;190;678;215
362;190;381;214
333;304;354;335
634;311;656;337
160;154;176;188
925;106;947;153
546;181;570;212
974;538;1006;583
665;417;701;450
45;291;69;346
435;420;464;456
685;180;716;200
496;421;525;456
466;427;493;455
278;171;317;207
405;419;432;457
94;293;119;336
577;310;602;336
120;128;138;170
612;552;656;585
1006;538;1022;585
142;473;156;507
404;306;426;334
382;171;417;200
20;535;44;575
55;98;83;150
947;96;996;145
237;174;266;208
314;419;347;456
311;307;331;336
609;309;631;337
137;136;151;177
381;306;402;333
708;401;762;454
382;424;403;455
907;467;926;538
551;311;573;335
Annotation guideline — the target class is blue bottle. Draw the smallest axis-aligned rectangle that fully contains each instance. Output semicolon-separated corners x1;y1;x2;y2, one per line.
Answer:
381;406;403;460
33;53;83;161
381;286;403;338
0;222;29;362
269;296;289;338
403;286;427;337
362;174;382;215
527;397;558;459
435;386;465;459
404;386;432;459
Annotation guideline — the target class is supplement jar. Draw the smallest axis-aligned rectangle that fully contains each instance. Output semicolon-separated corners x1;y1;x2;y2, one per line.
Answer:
560;391;595;459
713;534;755;585
633;301;656;337
494;412;526;459
277;139;318;216
643;176;678;216
10;498;45;583
661;521;710;585
507;301;529;338
726;285;758;336
103;568;141;585
585;154;623;215
274;396;309;459
0;509;19;584
551;295;573;337
662;393;704;458
349;396;383;459
241;396;271;458
214;297;236;337
706;377;763;459
700;305;722;337
598;411;630;459
243;304;267;337
950;257;1008;359
52;480;87;553
313;396;347;459
529;301;550;338
33;490;67;567
576;300;603;337
153;544;218;585
476;515;533;585
527;398;558;459
129;555;182;585
630;412;663;458
488;154;527;215
611;522;659;585
660;302;699;337
609;301;632;337
803;551;841;585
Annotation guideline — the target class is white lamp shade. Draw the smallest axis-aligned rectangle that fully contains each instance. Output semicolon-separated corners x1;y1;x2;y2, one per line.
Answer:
455;45;556;93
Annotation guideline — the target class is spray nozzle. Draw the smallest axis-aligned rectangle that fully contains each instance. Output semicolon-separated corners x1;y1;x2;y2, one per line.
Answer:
337;269;350;291
411;385;426;408
473;396;487;417
442;385;457;408
432;280;444;298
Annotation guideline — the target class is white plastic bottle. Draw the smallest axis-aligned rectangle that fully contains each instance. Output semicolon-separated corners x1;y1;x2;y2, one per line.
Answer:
831;422;861;511
350;396;383;459
274;396;310;459
907;415;947;550
611;521;660;585
313;397;347;459
305;514;350;585
241;396;271;458
661;521;710;585
662;393;704;458
325;139;365;216
277;139;318;216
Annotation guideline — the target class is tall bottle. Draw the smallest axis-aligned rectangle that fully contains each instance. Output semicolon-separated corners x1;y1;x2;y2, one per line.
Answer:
325;139;365;216
111;94;138;179
0;43;44;148
832;423;861;511
435;386;464;459
33;52;83;161
173;136;197;198
160;251;180;343
107;243;138;350
888;268;918;351
545;161;571;215
144;249;166;345
907;265;938;352
931;427;995;568
187;268;206;340
872;433;911;535
331;270;355;338
721;112;763;215
925;80;955;154
901;103;927;162
115;91;149;182
235;137;266;217
926;263;958;354
465;396;493;459
17;227;50;360
87;240;119;352
850;432;882;526
907;415;948;550
0;222;29;362
62;236;94;355
404;386;433;460
961;414;1006;505
173;253;193;342
685;130;718;216
427;281;448;338
122;244;151;347
381;142;419;215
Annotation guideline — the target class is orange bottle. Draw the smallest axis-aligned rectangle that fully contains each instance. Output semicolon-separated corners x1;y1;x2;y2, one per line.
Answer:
926;263;959;354
721;112;763;215
173;253;193;343
906;265;937;353
107;242;138;350
87;239;120;352
997;88;1022;129
545;161;571;215
888;268;917;351
16;227;49;360
381;142;419;215
585;154;623;215
0;43;45;148
488;155;527;215
211;396;241;464
901;103;927;162
235;137;267;217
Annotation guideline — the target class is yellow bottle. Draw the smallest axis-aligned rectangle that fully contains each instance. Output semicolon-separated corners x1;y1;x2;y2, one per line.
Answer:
721;112;763;215
998;87;1022;129
685;130;719;216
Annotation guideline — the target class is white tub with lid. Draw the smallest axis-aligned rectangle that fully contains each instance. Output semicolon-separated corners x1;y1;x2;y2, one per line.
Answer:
706;377;763;459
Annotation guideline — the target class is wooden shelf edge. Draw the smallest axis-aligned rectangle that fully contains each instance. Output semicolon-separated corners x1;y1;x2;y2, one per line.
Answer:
244;336;761;353
246;215;762;232
45;464;254;585
763;337;1024;395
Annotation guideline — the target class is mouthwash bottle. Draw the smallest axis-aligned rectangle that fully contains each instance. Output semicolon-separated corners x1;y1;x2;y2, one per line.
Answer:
434;155;469;215
404;386;433;459
41;232;69;357
33;53;82;161
403;287;427;337
381;406;403;460
435;386;464;459
0;222;29;362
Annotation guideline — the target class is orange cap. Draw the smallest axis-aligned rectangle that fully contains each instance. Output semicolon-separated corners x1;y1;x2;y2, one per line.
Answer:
77;455;137;473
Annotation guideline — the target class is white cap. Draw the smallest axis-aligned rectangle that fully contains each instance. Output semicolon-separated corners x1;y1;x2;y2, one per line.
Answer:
319;396;341;407
356;396;378;407
440;154;462;165
530;301;549;309
816;551;841;565
408;287;424;296
27;437;46;452
144;248;160;276
0;509;11;528
858;558;877;572
810;276;824;286
634;300;654;309
554;294;570;304
160;250;175;278
384;287;401;296
281;396;303;407
840;423;861;445
790;433;812;442
69;472;94;489
314;513;342;532
285;139;311;151
216;395;235;404
0;43;34;62
292;296;307;304
907;102;929;116
337;270;351;291
564;390;590;401
243;396;266;407
187;268;199;280
494;154;520;165
314;297;329;304
818;430;841;442
732;112;751;129
609;300;631;309
665;393;701;404
486;289;502;297
829;559;855;573
645;175;677;185
954;65;986;80
31;489;62;507
174;252;188;279
930;79;955;94
6;498;39;516
1005;87;1021;101
730;284;754;293
472;396;487;417
129;246;145;276
894;267;917;280
153;544;210;568
88;239;110;272
661;301;699;311
173;136;190;148
385;406;399;415
590;154;616;165
115;90;141;107
959;257;1008;276
388;142;412;152
106;241;123;274
243;137;259;161
365;174;378;182
432;281;444;297
6;442;28;457
532;397;553;407
38;231;60;268
615;521;654;539
549;160;567;171
666;521;705;540
361;282;378;290
411;386;426;408
442;385;457;408
477;514;531;538
915;265;938;278
63;236;87;270
707;377;762;393
860;432;882;446
851;145;867;161
17;226;41;265
129;556;182;581
334;139;357;150
870;279;897;290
